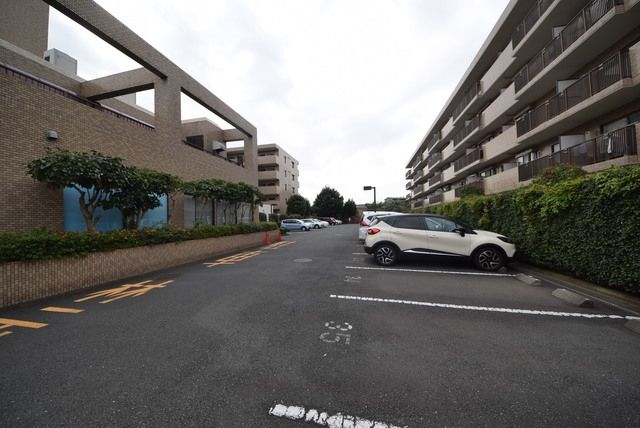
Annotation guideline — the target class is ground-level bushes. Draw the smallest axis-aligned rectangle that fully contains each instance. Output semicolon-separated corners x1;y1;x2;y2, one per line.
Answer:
419;166;640;295
0;222;278;262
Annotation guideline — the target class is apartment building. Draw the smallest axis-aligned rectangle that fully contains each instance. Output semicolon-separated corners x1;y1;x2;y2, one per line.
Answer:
0;0;258;232
406;0;640;209
227;144;299;214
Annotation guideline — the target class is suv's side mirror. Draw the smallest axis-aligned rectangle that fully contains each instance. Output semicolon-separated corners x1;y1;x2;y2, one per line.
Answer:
452;227;466;237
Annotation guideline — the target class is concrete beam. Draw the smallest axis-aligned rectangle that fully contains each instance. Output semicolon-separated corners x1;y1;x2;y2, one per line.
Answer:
80;67;154;100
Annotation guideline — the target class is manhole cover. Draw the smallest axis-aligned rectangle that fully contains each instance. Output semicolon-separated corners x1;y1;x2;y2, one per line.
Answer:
294;258;313;263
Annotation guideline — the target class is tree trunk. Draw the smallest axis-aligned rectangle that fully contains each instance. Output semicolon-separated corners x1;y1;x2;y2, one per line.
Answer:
78;193;97;233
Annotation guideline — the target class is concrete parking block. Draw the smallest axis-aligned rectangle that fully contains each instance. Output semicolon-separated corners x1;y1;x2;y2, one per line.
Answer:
515;273;542;286
552;288;594;308
624;320;640;335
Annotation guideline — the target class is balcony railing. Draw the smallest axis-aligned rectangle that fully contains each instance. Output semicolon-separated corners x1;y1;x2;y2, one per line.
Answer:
406;182;413;190
518;124;637;181
453;115;480;146
516;50;631;137
512;0;554;47
429;194;444;205
454;149;483;172
513;0;622;92
428;152;442;168
429;173;443;187
454;180;485;198
426;132;441;152
452;82;481;119
405;170;412;179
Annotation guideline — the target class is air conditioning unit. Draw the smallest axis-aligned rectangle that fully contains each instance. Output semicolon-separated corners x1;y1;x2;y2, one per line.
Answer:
211;141;226;153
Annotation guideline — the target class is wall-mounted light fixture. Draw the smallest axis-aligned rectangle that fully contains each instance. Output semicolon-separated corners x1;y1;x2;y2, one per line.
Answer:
46;130;58;141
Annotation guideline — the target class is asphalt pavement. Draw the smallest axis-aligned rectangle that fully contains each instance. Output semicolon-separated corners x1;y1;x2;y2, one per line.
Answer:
1;225;639;427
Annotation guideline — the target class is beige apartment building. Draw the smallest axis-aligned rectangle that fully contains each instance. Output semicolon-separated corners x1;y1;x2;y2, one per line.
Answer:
406;0;640;209
227;144;299;214
0;0;259;232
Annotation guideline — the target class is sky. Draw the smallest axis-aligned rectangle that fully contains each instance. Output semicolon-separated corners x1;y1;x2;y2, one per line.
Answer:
47;0;510;205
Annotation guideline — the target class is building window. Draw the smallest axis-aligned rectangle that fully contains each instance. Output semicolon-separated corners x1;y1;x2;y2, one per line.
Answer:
551;142;561;153
517;151;538;165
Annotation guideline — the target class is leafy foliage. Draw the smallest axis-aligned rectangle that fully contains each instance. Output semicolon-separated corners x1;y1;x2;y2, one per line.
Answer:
27;149;130;232
342;199;357;220
0;223;278;262
423;166;640;294
286;194;311;216
313;187;344;217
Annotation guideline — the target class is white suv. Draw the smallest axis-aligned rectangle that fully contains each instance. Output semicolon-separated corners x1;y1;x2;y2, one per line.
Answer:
364;214;516;271
358;211;402;241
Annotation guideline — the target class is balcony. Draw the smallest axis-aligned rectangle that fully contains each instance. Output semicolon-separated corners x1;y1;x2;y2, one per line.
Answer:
258;170;278;180
428;193;444;205
452;81;481;120
441;117;455;141
516;50;631;137
518;124;637;181
406;182;412;190
429;172;443;188
454;148;483;172
443;189;457;203
483;125;518;162
453;115;480;146
442;164;455;183
481;82;516;130
454;180;485;198
425;132;441;152
442;141;456;163
484;167;520;195
514;0;623;93
511;0;554;48
481;43;515;95
405;169;412;179
258;185;279;195
258;155;278;165
428;151;442;168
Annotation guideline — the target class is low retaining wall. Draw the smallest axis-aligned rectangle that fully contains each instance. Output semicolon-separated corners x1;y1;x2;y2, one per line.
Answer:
0;230;279;308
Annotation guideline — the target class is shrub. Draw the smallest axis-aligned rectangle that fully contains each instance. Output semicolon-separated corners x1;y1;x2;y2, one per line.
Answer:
0;223;279;262
425;166;640;294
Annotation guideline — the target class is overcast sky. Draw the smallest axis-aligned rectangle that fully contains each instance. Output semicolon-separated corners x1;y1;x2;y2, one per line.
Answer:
48;0;510;205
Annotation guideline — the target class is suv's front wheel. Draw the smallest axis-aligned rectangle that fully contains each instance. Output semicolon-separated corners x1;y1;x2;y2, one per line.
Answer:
374;244;398;266
473;246;505;271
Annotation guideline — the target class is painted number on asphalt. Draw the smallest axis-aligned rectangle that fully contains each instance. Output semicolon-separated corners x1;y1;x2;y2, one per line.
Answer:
319;321;352;345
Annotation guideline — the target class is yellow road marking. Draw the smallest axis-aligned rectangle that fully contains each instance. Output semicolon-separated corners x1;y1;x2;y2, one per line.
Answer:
0;331;12;337
41;307;85;314
75;280;174;304
0;324;11;330
0;318;48;329
203;250;263;268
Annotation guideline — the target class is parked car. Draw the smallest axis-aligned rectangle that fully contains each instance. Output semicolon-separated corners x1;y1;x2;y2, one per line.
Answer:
364;214;516;271
318;217;338;225
314;218;330;228
280;219;314;232
358;211;402;241
333;218;342;225
301;218;327;229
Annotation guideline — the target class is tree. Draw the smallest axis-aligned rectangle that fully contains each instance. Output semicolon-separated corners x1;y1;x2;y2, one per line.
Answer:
27;149;130;232
313;187;344;217
380;197;409;212
182;179;226;225
342;199;357;221
286;194;311;216
105;168;182;229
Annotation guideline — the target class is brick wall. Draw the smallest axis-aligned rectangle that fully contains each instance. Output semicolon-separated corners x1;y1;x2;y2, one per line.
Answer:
0;69;255;232
0;230;279;308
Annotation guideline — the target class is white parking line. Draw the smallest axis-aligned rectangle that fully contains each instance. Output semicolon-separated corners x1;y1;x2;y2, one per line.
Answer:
352;252;368;255
330;294;640;321
268;403;407;428
345;265;514;277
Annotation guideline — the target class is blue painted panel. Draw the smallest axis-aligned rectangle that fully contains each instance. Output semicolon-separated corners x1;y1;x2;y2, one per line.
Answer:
64;187;167;232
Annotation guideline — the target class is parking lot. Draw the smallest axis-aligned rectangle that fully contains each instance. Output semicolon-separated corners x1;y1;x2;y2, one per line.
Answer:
1;224;639;427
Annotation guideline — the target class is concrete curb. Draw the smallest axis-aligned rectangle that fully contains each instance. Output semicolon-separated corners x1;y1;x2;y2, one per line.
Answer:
515;273;542;286
552;288;594;308
624;320;640;335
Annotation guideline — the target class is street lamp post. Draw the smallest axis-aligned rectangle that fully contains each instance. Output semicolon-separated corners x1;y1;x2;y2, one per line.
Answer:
363;185;376;212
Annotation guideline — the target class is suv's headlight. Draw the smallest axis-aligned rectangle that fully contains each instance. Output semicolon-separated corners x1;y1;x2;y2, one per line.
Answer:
498;236;514;244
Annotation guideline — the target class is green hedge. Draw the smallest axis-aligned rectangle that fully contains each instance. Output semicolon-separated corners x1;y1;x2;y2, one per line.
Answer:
0;222;278;262
420;166;640;295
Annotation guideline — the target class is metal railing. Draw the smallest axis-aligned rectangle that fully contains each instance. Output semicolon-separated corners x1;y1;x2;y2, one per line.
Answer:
0;62;155;130
428;152;442;168
429;173;443;187
516;50;630;137
406;182;413;190
429;194;444;205
454;180;485;198
426;132;441;152
405;170;412;179
513;0;622;92
518;124;637;181
453;115;481;146
452;82;481;119
512;0;554;47
454;149;483;172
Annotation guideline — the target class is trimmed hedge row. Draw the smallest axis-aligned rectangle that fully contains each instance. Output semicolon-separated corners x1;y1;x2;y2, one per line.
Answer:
418;166;640;295
0;222;279;262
